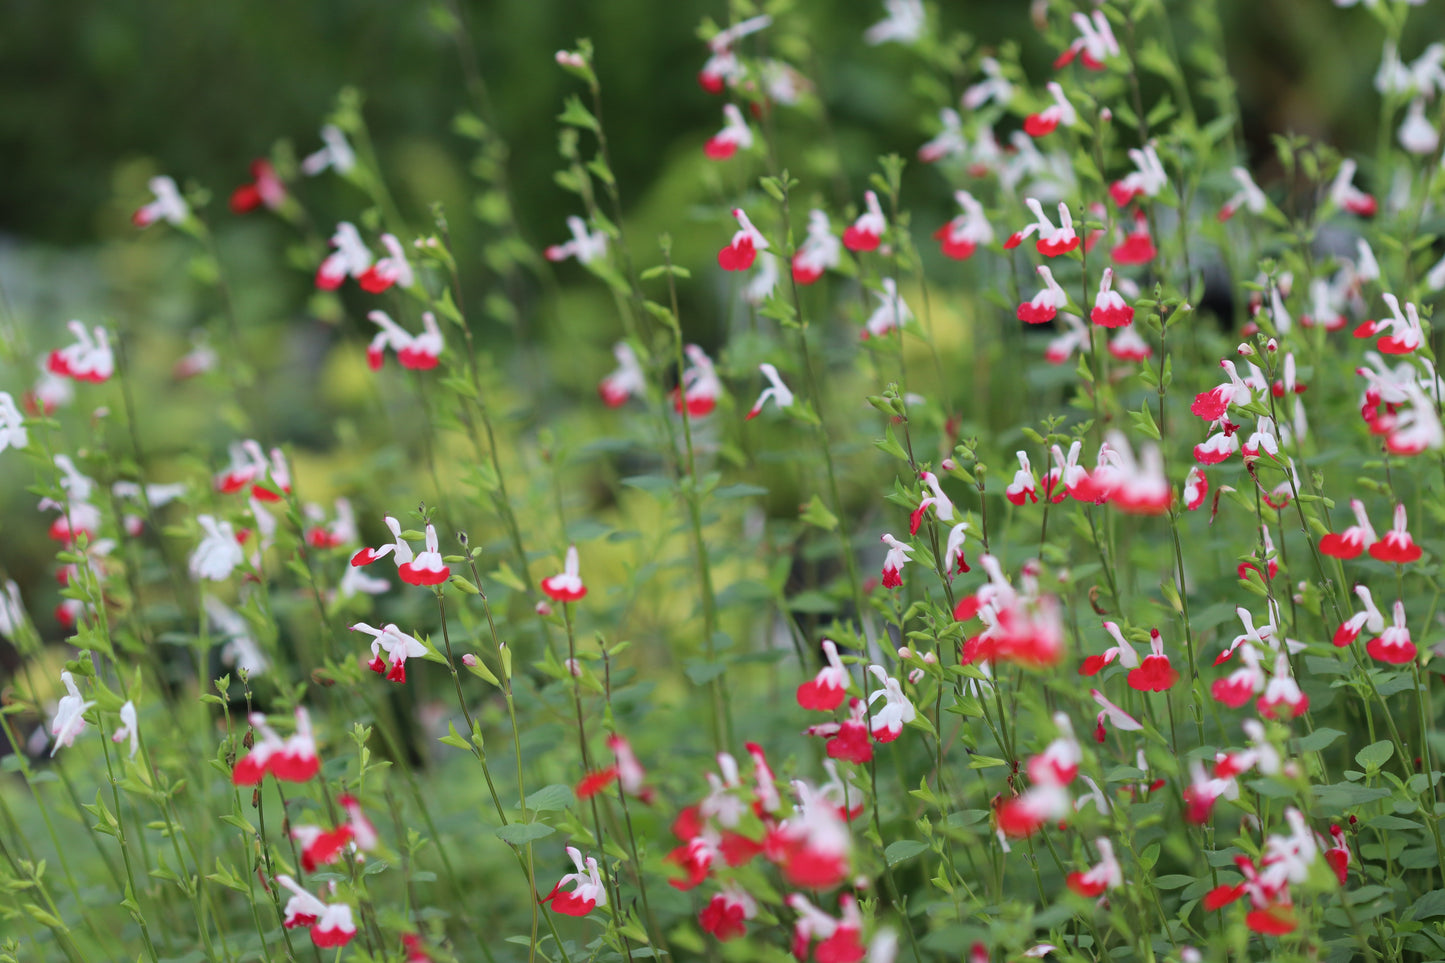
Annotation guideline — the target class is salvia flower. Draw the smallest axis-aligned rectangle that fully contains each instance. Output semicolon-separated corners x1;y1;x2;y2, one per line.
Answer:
300;124;356;176
718;207;768;271
1005;197;1078;257
1018;265;1069;324
1023;82;1077;137
542;846;607;916
599;342;645;408
48;322;114;384
1080;620;1139;676
705;103;753;159
866;664;915;742
943;521;972;575
1055;10;1119;71
351;516;450;586
315;222;373;290
674;344;721;416
1367;600;1417;664
934;190;993;260
1091;688;1142;742
879;533;913;588
862;278;913;338
230;159;286;214
133;175;188;228
112;700;139;759
697;14;772;93
367;311;443;370
276;875;356;948
793;209;841;283
1183;466;1208;511
1369;502;1422;563
700;886;757;942
863;0;924;46
1090;267;1133;327
744;252;779;305
545;215;608;265
232;707;319;785
0;580;26;641
540;545;587;602
1328;159;1377;217
807;698;873;764
1110;326;1152;362
1219;166;1268;221
798;640;849;711
1129;629;1179;691
1109;145;1167;206
189;515;244;581
50;670;94;756
963;56;1014;110
358;233;415;293
918;108;965;163
1191;359;1255;421
1066;838;1122;897
1005;451;1038;505
843;191;887;252
351;622;428;682
909;470;955;534
1399;98;1439;154
1258;651;1309;719
0;392;27;454
745;362;794;420
1110;211;1157;265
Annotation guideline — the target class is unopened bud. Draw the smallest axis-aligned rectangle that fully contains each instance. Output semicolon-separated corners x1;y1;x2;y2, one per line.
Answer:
556;50;586;69
897;646;912;659
461;653;478;667
1100;107;1112;123
1266;338;1278;353
565;657;582;677
1236;342;1254;356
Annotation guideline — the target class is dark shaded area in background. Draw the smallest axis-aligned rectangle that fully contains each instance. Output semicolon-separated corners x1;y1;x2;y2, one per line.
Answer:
8;0;1418;248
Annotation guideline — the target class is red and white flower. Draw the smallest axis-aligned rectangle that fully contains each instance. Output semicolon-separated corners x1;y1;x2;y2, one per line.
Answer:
0;392;27;454
189;515;245;581
1108;324;1152;361
358;233;415;293
542;846;607;916
1023;82;1077;137
700;886;757;942
705;104;753;160
963;56;1014;110
1369;502;1422;563
1219;166;1268;221
1080;620;1139;676
1319;499;1376;559
315;222;373;290
934;190;994;260
1055;10;1119;71
866;664;915;742
1334;584;1386;647
909;471;955;534
918;108;965;163
879;533;913;588
232;707;320;785
793;210;841;283
1103;431;1170;514
277;875;356;948
798;639;849;710
1258;651;1309;719
697;14;771;93
1211;642;1266;708
351;621;429;682
50;670;94;756
718;207;768;271
1183;466;1208;511
1067;838;1122;897
351;515;451;586
1005;197;1079;257
1367;600;1417;665
1018;265;1069;324
1329;158;1376;217
1090;267;1133;327
1005;451;1038;505
541;545;587;602
1109;145;1167;206
545;215;608;264
789;893;865;963
943;521;972;575
1090;688;1142;742
133;175;188;228
599;341;645;407
1110;211;1157;265
48;322;114;383
807;698;874;764
367;310;443;370
745;362;794;420
230;159;286;214
1129;629;1180;692
864;0;924;46
675;344;721;416
1191;359;1255;421
843;191;887;252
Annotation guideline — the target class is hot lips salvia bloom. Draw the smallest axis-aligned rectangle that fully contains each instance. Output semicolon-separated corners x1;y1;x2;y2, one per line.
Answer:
232;707;320;785
541;545;587;602
351;515;450;586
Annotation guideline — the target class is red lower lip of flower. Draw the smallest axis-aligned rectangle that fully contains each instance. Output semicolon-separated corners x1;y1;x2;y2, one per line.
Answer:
717;239;755;271
399;564;451;586
842;227;880;252
1017;304;1057;324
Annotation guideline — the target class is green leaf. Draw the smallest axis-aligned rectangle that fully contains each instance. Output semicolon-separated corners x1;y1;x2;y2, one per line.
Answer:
557;96;599;132
968;755;1008;769
1297;727;1346;752
525;784;576;813
1409;890;1445;920
494;822;555;846
1356;740;1395;771
800;494;839;532
884;839;928;867
684;660;727;686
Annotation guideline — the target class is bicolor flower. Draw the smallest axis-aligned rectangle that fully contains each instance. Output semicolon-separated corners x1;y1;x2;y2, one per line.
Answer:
1017;265;1068;324
934;190;993;260
1110;211;1157;265
190;515;245;581
807;698;873;764
1005;451;1038;505
1320;500;1376;559
351;622;429;683
918;108;965;163
0;580;26;641
50;670;94;756
1091;688;1142;742
276;875;356;948
367;310;443;370
1080;620;1139;677
1399;98;1439;154
1211;643;1265;708
1109;145;1167;206
843;191;886;252
1360;293;1426;355
206;595;270;676
1328;159;1377;217
1005;197;1078;257
1129;629;1179;691
718;207;768;271
1090;267;1133;327
1183;466;1208;511
943;521;972;575
1042;440;1090;502
1258;652;1309;719
863;0;924;46
697;14;772;93
232;707;320;785
793;210;841;283
705;104;753;159
1023;82;1077;137
1183;759;1239;824
700;886;757;942
1066;838;1122;897
1367;600;1417;664
1369;503;1422;563
879;533;913;588
788;893;865;963
674;344;721;416
358;234;415;293
541;545;587;602
1219;166;1268;221
304;498;359;550
133;175;188;228
300;124;356;176
769;780;852;888
545;216;609;265
1109;325;1152;361
1384;384;1444;455
963;57;1014;110
1055;11;1119;71
862;278;913;338
1191;359;1255;421
744;252;779;305
909;471;955;534
315;222;373;290
745;362;794;420
542;846;607;916
351;515;451;586
599;342;645;407
112;700;139;759
48;322;114;383
230;159;286;214
866;664;915;742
